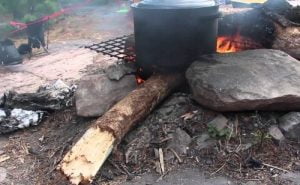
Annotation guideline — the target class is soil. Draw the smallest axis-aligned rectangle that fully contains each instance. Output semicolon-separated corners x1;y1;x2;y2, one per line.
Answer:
0;3;299;185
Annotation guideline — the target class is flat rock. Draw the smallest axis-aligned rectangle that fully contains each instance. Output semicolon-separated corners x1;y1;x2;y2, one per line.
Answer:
280;172;300;185
279;112;300;140
122;168;234;185
186;49;300;111
167;128;192;155
76;74;137;117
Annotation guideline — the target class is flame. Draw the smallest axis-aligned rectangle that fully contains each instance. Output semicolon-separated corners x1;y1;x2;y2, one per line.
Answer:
136;75;145;84
217;36;240;53
217;33;263;53
136;67;145;84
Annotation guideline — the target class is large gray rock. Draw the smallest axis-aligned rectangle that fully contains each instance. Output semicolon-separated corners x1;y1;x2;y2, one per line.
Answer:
186;49;300;111
76;74;137;117
279;112;300;140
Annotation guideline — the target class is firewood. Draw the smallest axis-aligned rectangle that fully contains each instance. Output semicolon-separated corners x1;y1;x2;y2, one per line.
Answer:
219;1;300;59
272;24;300;59
57;73;184;185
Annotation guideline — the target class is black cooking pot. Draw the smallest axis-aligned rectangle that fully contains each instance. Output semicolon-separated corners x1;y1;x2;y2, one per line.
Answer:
132;0;219;75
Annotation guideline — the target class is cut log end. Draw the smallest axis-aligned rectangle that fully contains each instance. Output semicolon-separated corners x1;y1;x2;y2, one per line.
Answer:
58;73;184;185
57;128;115;185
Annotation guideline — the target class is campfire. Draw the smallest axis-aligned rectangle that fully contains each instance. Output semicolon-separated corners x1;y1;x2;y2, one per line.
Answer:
59;0;300;183
1;0;300;184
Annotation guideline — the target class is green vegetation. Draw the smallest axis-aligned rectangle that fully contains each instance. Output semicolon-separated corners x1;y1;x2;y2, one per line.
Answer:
0;0;109;21
208;124;232;140
0;0;60;21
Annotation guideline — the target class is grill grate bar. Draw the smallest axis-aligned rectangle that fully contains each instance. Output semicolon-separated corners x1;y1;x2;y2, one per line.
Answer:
85;35;136;62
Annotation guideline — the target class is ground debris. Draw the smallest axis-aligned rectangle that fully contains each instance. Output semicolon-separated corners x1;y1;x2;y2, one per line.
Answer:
0;108;44;134
100;93;300;185
3;80;76;111
0;80;75;135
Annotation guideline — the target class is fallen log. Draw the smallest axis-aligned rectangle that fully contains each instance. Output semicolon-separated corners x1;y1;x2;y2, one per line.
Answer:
218;0;300;59
57;73;184;185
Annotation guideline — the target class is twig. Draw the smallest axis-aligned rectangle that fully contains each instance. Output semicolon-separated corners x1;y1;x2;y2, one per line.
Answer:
108;160;126;175
210;162;226;176
262;163;289;172
169;148;183;163
244;178;262;181
234;115;239;136
225;123;234;151
159;148;165;175
156;172;168;183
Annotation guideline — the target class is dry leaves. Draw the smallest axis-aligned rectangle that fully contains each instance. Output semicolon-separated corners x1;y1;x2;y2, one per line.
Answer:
181;111;198;121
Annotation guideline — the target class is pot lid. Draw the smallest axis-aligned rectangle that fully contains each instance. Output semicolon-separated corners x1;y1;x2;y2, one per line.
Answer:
133;0;217;9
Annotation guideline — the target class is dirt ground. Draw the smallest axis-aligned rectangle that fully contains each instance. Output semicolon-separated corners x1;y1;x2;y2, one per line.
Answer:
0;3;300;185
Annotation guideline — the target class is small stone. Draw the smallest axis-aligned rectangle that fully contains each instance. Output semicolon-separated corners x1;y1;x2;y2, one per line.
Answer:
167;128;192;155
238;143;253;151
0;167;7;183
0;137;8;150
268;125;285;142
194;133;216;150
204;158;213;165
105;62;136;81
207;114;228;132
279;112;300;140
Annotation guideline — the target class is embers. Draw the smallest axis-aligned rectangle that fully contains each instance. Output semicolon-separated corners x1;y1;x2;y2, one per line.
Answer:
84;35;136;62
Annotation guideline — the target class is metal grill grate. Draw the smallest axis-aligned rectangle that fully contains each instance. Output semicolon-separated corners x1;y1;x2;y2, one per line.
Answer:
84;35;136;62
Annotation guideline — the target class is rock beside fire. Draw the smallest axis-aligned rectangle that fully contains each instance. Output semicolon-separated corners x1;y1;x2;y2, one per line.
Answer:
186;49;300;111
279;112;300;140
75;74;137;117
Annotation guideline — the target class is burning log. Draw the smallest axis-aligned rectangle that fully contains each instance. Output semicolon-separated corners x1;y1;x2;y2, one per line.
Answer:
218;0;300;59
58;73;184;185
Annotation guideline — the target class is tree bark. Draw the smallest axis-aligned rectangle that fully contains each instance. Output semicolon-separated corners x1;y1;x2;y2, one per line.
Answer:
57;73;184;185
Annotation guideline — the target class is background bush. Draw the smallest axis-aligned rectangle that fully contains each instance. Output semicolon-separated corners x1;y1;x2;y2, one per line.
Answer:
0;0;110;21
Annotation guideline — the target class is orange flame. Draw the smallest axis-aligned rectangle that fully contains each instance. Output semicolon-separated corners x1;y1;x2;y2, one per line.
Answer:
217;33;263;53
136;67;145;85
216;30;248;53
217;36;239;53
136;75;145;84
